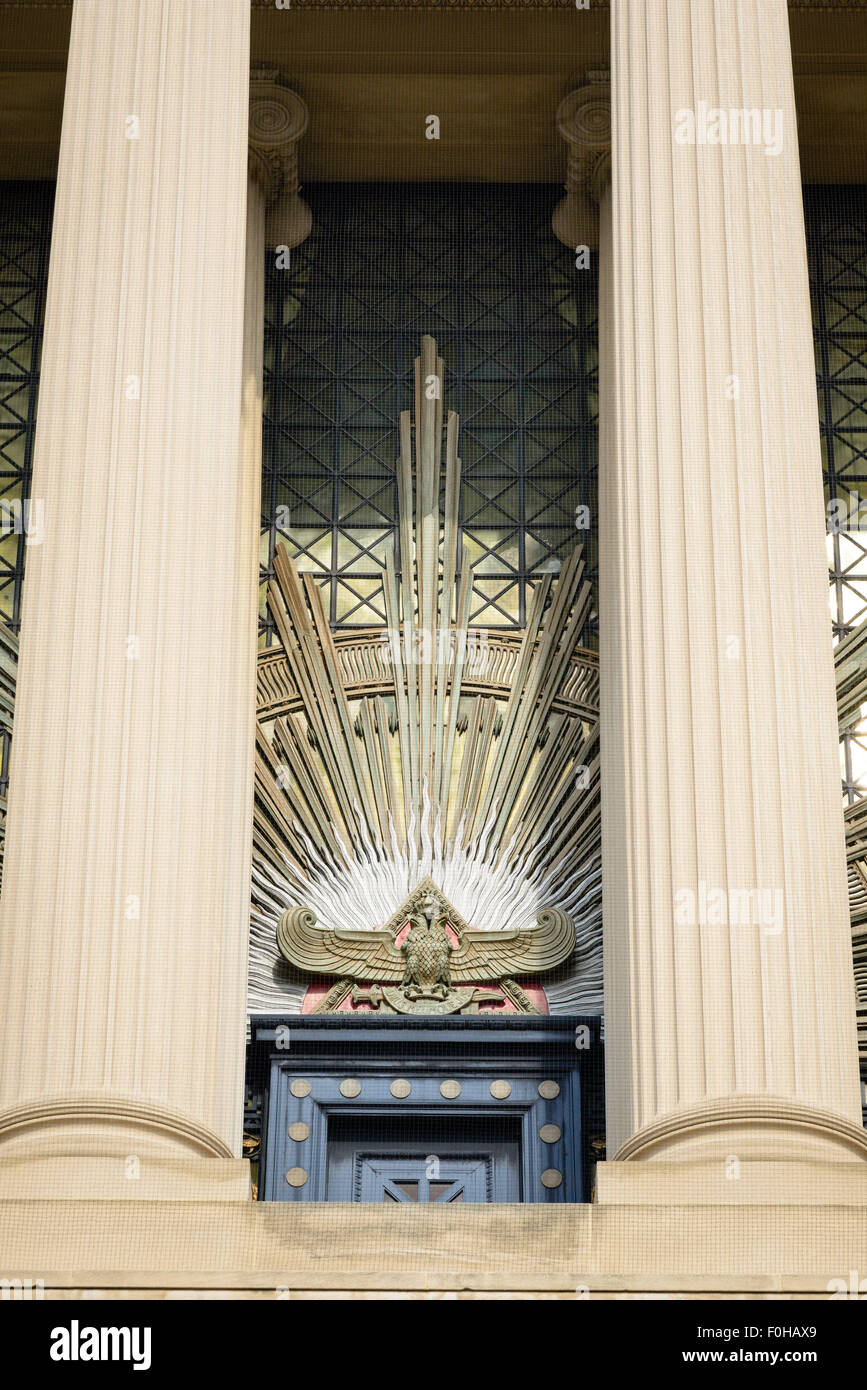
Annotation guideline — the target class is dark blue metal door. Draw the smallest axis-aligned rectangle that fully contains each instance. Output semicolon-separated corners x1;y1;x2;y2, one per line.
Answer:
252;1016;594;1202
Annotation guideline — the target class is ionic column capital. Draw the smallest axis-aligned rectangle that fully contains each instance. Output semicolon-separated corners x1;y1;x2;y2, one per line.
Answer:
552;72;611;250
249;68;311;248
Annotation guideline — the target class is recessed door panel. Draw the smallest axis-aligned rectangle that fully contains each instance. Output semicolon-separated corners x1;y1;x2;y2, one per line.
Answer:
254;1017;590;1202
327;1116;521;1202
356;1156;491;1203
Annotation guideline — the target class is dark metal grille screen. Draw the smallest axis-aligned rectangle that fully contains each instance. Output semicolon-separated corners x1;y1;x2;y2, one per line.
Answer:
0;183;52;799
261;183;599;642
0;182;52;635
806;185;867;800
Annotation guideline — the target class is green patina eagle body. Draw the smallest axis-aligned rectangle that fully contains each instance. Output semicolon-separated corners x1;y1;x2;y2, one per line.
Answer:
402;900;453;1000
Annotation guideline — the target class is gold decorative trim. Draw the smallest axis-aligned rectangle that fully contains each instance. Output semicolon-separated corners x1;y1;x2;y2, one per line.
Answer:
256;631;599;727
540;1168;563;1187
310;978;355;1013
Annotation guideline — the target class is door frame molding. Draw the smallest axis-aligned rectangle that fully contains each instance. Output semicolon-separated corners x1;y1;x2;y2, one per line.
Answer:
250;1015;600;1202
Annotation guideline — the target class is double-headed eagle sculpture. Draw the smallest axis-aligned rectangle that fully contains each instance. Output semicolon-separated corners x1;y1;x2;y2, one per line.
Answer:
276;877;576;1015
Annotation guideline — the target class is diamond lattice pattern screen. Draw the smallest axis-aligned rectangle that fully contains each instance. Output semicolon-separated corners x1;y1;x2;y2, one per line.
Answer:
807;185;867;800
0;182;51;634
261;183;599;643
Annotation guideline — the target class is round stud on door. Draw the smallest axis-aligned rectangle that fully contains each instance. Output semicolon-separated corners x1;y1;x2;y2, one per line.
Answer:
538;1080;560;1100
390;1079;412;1098
285;1167;308;1187
288;1122;309;1142
440;1080;461;1099
539;1124;561;1144
289;1078;311;1098
339;1078;362;1098
541;1169;563;1189
490;1080;512;1099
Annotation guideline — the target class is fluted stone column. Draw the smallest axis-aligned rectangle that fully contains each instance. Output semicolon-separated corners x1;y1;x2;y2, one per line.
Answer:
599;0;867;1171
0;0;255;1190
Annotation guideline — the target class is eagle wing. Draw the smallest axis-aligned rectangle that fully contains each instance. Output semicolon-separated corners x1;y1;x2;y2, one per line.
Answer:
447;907;575;983
276;906;406;982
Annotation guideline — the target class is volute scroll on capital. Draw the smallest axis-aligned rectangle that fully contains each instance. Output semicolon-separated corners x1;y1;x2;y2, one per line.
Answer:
249;69;312;249
552;73;611;251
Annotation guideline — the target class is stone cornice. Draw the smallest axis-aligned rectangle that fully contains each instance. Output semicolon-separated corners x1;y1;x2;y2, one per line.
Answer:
4;1;867;9
247;0;867;7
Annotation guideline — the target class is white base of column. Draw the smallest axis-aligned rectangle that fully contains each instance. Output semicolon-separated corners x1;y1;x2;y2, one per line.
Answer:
596;1160;867;1206
0;1156;251;1202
